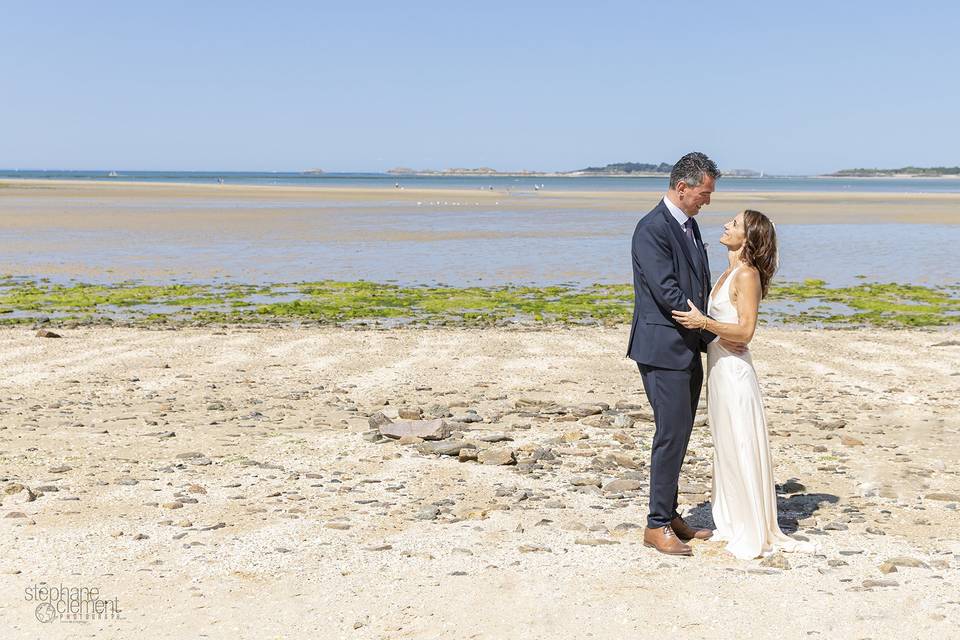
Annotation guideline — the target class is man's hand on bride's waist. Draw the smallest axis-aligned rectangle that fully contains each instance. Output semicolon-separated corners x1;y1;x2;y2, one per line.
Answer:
718;338;748;355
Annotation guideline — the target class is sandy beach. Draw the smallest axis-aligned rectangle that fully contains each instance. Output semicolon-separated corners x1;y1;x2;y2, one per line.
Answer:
4;179;960;227
1;325;958;639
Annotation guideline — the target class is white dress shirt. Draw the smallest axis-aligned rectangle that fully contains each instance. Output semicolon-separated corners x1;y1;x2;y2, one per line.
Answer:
664;195;719;342
663;194;699;249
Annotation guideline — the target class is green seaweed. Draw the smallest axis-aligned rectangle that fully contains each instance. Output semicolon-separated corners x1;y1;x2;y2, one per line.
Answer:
0;278;955;328
767;280;960;327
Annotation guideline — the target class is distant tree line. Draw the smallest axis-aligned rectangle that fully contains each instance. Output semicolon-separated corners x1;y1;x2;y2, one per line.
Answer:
577;162;673;174
831;166;960;177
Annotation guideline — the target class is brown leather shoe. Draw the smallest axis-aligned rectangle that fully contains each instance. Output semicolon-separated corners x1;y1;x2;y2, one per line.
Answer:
643;525;693;556
671;516;713;541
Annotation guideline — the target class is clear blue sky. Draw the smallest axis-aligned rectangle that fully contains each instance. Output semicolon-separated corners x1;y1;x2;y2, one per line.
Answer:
2;1;958;174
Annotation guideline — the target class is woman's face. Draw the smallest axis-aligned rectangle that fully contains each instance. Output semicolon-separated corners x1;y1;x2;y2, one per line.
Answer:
720;211;746;249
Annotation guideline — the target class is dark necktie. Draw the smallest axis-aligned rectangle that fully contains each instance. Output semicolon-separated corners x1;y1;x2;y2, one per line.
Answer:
683;218;697;250
684;218;704;272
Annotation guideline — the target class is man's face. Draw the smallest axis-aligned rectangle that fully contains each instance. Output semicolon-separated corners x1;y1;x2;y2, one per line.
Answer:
676;175;715;216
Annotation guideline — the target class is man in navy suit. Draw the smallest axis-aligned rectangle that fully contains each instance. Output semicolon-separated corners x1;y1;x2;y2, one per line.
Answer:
627;152;728;556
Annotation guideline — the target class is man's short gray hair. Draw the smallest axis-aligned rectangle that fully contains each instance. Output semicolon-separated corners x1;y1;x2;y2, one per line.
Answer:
669;152;721;189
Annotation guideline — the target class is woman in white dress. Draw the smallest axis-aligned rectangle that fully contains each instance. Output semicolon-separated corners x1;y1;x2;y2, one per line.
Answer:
672;209;816;560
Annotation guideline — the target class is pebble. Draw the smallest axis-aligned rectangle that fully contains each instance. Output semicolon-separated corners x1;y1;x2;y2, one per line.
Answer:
451;412;483;424
458;448;478;462
612;414;635;429
476;433;513;443
416;506;440;521
885;556;928;569
570;477;602;487
862;579;898;588
518;544;551;553
925;492;960;502
760;553;791;570
571;405;603;417
477;447;516;465
368;411;393;430
380;419;451;441
602;479;642;493
780;480;806;494
3;484;37;504
421;441;474;456
607;452;641;470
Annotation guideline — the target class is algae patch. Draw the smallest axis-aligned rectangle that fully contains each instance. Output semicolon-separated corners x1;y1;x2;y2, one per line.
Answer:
0;277;956;328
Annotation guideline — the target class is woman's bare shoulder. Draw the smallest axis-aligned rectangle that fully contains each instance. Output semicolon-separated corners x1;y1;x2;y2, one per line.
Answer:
733;265;761;293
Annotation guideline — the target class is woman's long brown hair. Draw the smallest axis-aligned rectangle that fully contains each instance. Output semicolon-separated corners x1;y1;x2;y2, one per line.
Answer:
741;209;778;298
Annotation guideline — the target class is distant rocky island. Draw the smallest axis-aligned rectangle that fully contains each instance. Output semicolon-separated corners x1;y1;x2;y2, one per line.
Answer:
387;162;761;177
569;162;673;175
571;163;761;177
387;167;546;176
829;166;960;177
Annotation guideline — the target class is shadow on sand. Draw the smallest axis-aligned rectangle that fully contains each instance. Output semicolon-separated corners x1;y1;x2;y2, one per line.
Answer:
683;486;839;534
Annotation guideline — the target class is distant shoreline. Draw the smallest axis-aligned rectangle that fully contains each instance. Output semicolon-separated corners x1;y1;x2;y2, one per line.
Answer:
385;170;671;177
825;166;960;178
384;170;772;178
818;173;960;180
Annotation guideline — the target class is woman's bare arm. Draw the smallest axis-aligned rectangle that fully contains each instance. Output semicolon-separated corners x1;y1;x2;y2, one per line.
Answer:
671;267;761;344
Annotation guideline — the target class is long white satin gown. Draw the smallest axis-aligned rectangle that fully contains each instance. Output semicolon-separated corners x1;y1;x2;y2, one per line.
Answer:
706;266;818;559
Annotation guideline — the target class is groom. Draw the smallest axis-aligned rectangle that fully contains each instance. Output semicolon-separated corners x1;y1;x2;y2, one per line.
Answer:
627;151;722;556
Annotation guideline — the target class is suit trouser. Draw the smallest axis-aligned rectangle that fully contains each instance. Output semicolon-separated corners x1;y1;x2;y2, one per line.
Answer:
637;359;703;529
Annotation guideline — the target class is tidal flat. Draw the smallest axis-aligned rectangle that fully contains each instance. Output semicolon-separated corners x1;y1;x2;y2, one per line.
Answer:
3;180;960;288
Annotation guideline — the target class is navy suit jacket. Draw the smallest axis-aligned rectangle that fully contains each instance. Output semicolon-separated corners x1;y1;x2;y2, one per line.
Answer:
626;199;715;369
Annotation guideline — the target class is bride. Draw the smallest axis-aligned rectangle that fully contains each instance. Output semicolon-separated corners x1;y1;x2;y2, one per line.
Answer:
672;209;816;560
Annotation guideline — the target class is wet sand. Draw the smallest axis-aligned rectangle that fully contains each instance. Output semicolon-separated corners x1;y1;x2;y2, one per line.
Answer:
0;325;958;639
4;179;960;226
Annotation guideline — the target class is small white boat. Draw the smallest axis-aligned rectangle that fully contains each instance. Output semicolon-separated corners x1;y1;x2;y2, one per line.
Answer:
108;171;118;177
